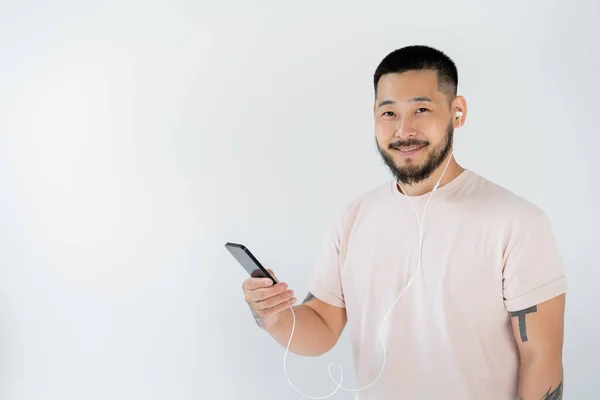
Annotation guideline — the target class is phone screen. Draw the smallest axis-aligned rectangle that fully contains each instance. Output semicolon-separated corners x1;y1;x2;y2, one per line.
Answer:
225;242;276;283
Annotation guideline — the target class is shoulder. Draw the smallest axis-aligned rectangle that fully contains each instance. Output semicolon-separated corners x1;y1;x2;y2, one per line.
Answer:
463;170;550;232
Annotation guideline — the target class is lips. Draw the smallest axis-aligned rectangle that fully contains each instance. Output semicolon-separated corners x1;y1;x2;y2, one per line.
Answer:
392;143;427;155
396;145;423;151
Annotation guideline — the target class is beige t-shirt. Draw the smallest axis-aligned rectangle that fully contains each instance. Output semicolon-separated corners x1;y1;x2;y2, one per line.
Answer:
308;169;567;400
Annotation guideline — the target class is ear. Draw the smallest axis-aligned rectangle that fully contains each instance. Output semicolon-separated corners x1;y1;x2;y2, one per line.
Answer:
453;95;467;128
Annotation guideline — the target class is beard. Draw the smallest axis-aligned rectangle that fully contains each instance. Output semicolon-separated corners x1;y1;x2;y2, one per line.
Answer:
376;121;454;185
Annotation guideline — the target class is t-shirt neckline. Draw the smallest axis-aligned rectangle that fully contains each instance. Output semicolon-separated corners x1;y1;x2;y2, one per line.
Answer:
390;169;474;201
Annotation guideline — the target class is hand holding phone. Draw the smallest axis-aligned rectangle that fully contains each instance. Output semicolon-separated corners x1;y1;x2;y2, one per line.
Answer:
241;272;297;330
225;242;297;330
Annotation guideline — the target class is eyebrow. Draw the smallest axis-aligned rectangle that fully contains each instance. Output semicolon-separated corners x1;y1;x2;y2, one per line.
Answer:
376;96;434;108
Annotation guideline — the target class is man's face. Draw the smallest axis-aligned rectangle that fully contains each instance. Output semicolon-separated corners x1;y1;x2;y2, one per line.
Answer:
374;70;455;185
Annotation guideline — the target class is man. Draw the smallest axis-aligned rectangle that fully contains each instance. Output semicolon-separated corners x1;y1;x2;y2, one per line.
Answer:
241;45;566;399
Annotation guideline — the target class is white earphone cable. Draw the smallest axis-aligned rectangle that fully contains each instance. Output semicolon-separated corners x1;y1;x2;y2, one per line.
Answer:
282;112;461;398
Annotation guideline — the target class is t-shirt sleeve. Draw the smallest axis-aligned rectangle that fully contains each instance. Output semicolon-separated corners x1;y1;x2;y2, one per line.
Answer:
306;210;346;308
502;210;567;312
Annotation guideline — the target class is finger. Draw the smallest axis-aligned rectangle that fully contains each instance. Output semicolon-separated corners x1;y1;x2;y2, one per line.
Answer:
266;269;279;282
257;289;294;310
263;296;297;316
246;282;288;302
243;277;276;291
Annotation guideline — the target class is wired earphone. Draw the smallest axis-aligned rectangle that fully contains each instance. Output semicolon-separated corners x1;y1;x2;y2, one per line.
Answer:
283;110;464;399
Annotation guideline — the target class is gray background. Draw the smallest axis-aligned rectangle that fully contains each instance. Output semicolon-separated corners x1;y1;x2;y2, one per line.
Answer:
0;1;598;399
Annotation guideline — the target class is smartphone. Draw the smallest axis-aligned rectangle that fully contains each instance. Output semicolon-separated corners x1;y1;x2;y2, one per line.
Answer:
224;242;277;285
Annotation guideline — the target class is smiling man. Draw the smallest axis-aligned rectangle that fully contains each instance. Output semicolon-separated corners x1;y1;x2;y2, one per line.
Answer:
241;45;567;399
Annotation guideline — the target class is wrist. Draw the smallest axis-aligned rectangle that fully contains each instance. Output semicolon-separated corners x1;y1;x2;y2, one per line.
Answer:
263;313;283;332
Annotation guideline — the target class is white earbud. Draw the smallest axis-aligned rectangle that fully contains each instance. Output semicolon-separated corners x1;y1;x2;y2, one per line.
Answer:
455;111;463;128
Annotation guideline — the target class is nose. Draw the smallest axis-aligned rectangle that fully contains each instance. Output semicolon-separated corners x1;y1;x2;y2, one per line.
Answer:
394;115;416;139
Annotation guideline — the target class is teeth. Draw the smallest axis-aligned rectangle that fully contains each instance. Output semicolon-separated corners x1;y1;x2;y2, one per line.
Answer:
398;146;421;151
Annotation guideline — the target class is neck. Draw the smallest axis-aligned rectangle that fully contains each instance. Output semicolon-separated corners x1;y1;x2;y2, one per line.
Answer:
396;156;464;197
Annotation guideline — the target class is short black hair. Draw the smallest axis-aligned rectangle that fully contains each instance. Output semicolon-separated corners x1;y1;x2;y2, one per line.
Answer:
373;45;458;102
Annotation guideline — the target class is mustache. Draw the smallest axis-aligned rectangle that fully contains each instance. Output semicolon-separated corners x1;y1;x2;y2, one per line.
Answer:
388;139;429;150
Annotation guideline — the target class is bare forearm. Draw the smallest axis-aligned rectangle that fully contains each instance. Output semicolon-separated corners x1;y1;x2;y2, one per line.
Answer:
518;360;563;399
265;304;337;357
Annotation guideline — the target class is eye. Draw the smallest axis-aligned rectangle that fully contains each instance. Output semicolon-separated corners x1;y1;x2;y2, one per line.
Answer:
381;111;396;117
415;108;430;114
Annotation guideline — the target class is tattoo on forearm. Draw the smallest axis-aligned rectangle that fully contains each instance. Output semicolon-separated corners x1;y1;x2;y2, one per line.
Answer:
248;304;265;328
510;305;537;342
542;378;563;399
303;292;315;303
518;377;563;400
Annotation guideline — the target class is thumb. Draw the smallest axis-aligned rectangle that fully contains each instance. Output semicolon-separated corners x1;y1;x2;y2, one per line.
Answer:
266;268;279;283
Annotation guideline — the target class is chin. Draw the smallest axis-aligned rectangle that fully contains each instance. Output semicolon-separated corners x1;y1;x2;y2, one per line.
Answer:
393;152;426;165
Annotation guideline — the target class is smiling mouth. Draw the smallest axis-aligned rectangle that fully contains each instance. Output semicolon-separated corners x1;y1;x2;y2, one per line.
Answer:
392;144;427;154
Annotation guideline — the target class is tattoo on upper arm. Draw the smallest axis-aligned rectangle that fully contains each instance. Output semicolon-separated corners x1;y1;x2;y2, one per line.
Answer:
510;305;537;342
518;377;563;400
303;292;315;303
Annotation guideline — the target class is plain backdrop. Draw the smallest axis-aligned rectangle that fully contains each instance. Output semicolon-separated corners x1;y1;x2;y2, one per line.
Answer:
0;1;598;399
